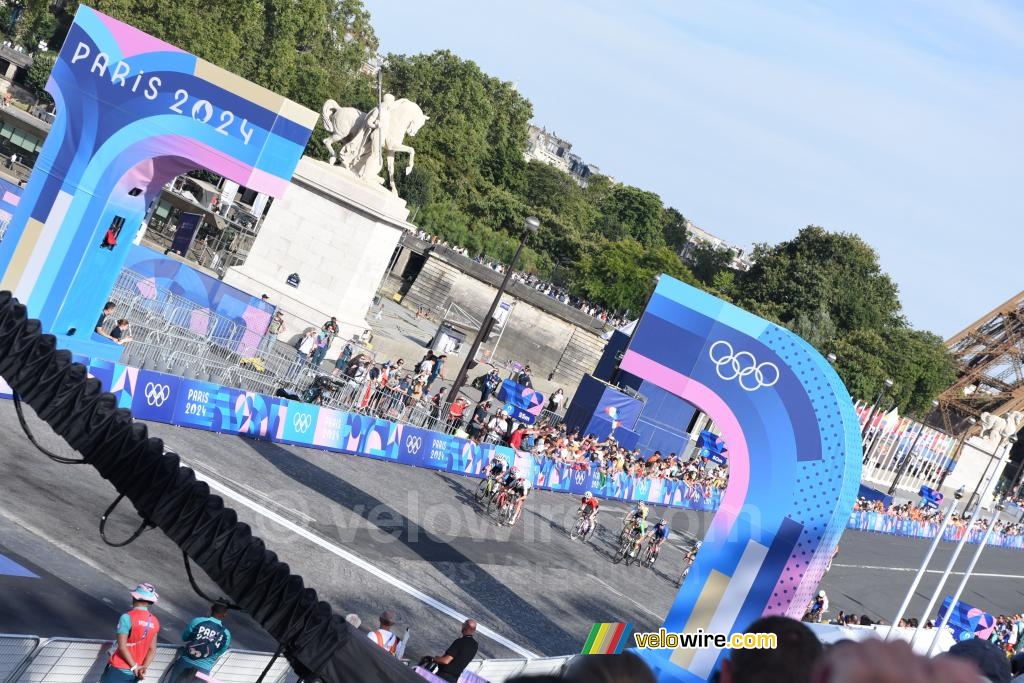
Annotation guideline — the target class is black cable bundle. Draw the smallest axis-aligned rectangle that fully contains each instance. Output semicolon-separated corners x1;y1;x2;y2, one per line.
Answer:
0;292;420;683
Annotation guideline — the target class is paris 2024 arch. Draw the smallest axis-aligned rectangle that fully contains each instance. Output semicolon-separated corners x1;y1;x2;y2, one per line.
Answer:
0;6;317;360
624;276;862;682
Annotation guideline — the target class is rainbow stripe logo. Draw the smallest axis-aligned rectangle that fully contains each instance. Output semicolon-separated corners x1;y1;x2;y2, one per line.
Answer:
582;622;634;654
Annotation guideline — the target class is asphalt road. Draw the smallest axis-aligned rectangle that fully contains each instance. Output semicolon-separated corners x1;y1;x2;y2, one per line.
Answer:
1;402;1023;665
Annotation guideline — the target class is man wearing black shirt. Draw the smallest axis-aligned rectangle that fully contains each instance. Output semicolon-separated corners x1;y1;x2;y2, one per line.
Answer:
95;301;116;339
432;619;478;682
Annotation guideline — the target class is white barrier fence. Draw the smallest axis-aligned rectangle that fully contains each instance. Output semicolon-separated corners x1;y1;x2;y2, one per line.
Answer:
0;636;291;683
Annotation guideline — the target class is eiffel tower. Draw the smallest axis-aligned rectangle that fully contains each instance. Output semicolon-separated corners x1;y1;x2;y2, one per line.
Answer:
936;291;1024;434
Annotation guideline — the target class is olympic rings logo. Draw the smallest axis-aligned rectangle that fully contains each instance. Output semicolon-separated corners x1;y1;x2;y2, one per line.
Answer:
292;413;313;433
144;382;171;407
708;340;780;392
406;435;422;454
574;470;586;486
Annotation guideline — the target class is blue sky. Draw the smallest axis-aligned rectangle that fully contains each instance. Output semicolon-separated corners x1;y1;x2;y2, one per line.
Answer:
364;0;1023;337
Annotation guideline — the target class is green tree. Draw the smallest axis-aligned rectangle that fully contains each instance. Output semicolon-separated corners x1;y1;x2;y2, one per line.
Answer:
9;1;58;50
571;238;696;313
24;50;56;103
737;226;904;334
592;185;665;247
789;301;837;350
689;242;735;285
661;207;689;252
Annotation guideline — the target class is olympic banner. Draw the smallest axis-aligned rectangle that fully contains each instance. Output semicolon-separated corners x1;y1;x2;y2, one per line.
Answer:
846;510;1024;550
937;597;996;642
131;371;180;422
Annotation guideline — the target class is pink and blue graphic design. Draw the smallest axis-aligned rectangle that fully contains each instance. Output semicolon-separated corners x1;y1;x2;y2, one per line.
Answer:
620;276;862;682
0;6;317;360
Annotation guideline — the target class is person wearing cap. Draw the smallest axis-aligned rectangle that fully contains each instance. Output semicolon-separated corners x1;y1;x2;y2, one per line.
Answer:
945;637;1012;683
100;582;161;682
165;601;231;681
367;610;402;655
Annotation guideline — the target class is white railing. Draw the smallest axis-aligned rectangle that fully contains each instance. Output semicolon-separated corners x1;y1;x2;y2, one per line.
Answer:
0;635;291;683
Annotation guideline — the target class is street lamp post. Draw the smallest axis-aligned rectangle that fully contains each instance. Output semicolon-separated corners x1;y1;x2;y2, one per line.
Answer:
862;378;894;463
887;400;939;496
446;216;540;404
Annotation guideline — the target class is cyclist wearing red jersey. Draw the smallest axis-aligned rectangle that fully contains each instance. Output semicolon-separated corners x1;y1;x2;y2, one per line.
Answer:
578;491;599;536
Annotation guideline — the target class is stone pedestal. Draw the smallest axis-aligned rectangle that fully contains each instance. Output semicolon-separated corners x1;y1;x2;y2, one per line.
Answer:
224;157;411;353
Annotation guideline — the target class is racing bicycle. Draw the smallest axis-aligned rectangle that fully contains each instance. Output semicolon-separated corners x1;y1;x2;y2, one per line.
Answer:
489;486;519;526
640;539;662;569
568;510;597;542
612;527;644;566
475;471;502;504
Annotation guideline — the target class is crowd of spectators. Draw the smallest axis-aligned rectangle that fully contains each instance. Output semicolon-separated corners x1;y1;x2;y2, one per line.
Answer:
854;498;1024;539
413;229;630;327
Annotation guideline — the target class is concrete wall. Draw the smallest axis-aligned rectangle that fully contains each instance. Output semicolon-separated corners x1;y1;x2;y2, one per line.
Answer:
400;243;608;394
225;157;411;354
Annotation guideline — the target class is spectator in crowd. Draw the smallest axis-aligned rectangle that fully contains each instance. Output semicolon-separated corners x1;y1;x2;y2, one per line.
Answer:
95;301;117;339
811;639;983;683
366;609;401;656
468;401;491;439
109;319;133;345
448;396;469;432
516;365;533;388
100;582;161;683
719;616;822;683
944;638;1011;683
547;388;566;413
426;354;446;392
481;368;502;402
332;341;354;377
165;601;231;682
287;328;318;381
261;310;286;354
430;619;479;683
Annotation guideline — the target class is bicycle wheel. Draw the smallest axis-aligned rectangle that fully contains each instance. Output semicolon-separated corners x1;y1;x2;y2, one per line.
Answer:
488;491;503;518
647;548;658;569
475;478;490;502
569;517;583;540
612;542;627;564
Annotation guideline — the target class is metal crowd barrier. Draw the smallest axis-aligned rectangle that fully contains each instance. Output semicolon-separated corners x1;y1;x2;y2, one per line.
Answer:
0;635;291;683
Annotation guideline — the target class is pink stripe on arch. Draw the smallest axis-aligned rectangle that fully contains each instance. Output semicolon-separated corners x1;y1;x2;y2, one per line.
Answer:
619;350;749;539
95;12;184;59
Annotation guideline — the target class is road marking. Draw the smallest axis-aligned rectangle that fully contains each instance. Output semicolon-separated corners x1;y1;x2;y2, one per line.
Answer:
191;468;540;658
592;576;663;621
188;462;317;523
832;564;1024;579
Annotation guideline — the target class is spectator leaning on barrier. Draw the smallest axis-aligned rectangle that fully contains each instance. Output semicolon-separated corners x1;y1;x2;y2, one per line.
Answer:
165;601;231;682
431;619;479;683
100;582;161;683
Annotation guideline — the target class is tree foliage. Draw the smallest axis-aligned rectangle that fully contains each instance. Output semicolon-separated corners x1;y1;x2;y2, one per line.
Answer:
24;50;56;103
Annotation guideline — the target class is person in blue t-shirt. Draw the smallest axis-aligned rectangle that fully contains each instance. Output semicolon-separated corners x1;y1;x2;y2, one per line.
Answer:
165;602;232;681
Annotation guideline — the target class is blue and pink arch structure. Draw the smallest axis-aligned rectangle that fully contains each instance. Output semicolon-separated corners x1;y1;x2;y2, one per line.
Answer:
0;6;317;360
628;276;862;682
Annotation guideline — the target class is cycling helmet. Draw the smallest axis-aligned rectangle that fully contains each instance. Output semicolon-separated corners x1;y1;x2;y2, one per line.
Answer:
695;540;703;548
509;466;518;475
818;590;826;597
658;518;667;525
584;491;593;500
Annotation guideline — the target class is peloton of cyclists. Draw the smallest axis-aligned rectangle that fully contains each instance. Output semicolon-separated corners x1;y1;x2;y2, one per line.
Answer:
577;491;599;536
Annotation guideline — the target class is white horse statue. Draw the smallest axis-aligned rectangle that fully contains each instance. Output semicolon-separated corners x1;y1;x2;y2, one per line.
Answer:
321;95;428;195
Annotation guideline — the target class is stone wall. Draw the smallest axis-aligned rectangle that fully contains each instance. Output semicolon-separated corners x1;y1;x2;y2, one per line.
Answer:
400;242;609;393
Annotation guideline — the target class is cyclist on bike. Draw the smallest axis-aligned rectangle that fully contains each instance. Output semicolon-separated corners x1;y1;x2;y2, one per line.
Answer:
499;466;519;491
509;474;531;526
578;491;599;536
621;501;649;539
628;517;649;558
647;518;670;557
